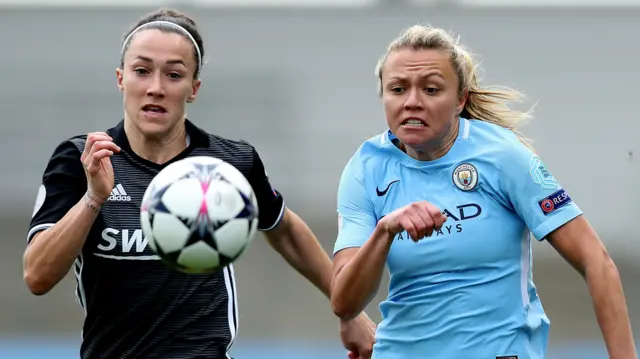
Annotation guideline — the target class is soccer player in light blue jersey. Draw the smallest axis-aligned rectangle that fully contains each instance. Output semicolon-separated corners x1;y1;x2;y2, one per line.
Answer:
330;25;636;359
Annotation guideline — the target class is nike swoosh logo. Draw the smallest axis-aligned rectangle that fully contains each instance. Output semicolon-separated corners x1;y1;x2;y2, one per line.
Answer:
376;180;399;196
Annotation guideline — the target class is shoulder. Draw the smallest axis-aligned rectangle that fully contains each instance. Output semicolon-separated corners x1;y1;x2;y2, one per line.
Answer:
342;132;389;177
208;134;255;153
38;134;89;183
465;119;533;165
52;125;123;155
47;122;123;163
207;134;257;159
199;132;263;175
64;122;124;153
466;119;523;148
48;134;87;159
193;129;259;170
184;120;258;162
463;119;551;193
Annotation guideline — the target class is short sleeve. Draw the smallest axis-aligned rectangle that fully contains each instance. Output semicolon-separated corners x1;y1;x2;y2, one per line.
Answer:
333;154;377;256
498;140;583;241
247;147;285;231
27;139;86;243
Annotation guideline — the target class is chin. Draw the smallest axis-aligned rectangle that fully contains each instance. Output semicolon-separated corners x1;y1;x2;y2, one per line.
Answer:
136;114;179;133
396;133;432;147
395;125;437;145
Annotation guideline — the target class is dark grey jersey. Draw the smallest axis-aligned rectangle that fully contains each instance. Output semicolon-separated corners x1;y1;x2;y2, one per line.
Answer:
28;120;286;359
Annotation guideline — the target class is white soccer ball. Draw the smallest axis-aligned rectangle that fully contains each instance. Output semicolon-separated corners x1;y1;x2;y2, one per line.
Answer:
140;156;259;274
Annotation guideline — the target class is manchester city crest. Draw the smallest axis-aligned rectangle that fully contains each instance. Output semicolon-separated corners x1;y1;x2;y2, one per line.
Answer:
452;163;478;191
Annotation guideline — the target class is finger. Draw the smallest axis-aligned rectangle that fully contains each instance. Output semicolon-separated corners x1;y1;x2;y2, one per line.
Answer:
83;139;114;166
398;216;419;241
420;201;446;232
86;149;114;173
87;132;111;141
408;213;427;240
92;140;120;153
83;133;112;154
409;202;430;239
410;208;432;239
423;212;435;238
422;202;445;230
413;206;435;238
85;141;120;165
82;133;116;162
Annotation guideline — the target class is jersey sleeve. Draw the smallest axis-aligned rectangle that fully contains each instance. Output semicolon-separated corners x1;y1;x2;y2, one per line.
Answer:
27;139;86;243
333;154;377;256
497;139;583;241
247;147;285;231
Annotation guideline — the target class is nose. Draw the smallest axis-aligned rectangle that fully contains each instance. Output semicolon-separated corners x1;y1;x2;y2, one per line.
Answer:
404;88;424;111
146;73;165;98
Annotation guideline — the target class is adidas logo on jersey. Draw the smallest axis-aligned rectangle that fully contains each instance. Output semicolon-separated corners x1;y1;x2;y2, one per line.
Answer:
108;184;131;202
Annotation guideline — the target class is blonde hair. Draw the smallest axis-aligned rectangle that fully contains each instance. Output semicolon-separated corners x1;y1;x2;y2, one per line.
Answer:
375;25;534;148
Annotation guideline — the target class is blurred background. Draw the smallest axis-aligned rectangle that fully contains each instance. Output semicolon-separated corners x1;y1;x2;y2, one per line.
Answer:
1;0;639;358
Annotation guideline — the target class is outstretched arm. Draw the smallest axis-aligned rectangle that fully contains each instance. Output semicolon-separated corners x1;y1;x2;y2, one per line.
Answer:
548;216;636;359
493;133;636;359
246;145;376;358
265;209;376;359
264;208;332;297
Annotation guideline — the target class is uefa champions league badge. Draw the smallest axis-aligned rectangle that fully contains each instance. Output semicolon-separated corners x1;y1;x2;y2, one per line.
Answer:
452;163;478;191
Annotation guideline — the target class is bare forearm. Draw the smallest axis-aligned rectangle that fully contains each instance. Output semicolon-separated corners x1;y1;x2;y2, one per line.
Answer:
23;192;101;295
267;210;333;298
332;224;393;320
586;258;637;359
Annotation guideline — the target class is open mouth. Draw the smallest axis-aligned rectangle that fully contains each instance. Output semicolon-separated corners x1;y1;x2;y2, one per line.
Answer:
142;104;167;114
401;118;426;127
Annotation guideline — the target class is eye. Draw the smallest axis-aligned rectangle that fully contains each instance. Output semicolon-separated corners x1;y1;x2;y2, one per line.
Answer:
424;87;439;95
167;72;183;80
390;87;405;94
134;68;149;75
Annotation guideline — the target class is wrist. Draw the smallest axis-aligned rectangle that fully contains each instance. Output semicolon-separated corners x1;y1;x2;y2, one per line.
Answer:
339;313;360;324
374;222;395;245
85;190;106;213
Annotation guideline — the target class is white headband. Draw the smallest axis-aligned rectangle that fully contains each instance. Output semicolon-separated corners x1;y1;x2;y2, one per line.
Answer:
121;20;202;73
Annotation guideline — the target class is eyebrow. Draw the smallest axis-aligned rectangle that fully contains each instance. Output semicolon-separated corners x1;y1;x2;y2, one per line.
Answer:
133;55;186;66
388;73;445;81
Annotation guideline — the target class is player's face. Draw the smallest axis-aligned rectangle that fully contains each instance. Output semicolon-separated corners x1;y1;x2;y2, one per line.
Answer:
381;49;466;148
116;29;201;137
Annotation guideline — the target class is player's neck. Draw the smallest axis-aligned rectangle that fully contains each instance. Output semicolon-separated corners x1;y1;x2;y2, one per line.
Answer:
404;118;459;161
124;119;188;165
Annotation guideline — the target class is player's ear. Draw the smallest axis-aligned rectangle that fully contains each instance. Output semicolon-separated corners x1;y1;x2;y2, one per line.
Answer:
456;90;468;115
187;79;202;103
116;68;124;93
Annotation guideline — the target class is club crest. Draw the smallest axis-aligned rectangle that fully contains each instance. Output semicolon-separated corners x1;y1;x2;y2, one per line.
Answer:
453;163;478;191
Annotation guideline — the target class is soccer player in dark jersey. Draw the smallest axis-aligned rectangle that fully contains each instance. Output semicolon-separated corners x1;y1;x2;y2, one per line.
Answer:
23;8;376;359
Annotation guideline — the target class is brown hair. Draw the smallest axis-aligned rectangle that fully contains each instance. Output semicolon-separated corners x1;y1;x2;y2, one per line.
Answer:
120;8;205;79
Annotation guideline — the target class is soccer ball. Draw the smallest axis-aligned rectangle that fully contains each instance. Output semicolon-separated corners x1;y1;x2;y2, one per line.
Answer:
140;156;259;274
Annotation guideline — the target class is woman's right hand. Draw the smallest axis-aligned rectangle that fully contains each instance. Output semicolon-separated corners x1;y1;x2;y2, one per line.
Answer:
379;201;447;242
80;132;121;204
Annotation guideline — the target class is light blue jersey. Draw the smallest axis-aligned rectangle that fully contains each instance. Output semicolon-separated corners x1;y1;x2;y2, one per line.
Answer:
334;118;583;359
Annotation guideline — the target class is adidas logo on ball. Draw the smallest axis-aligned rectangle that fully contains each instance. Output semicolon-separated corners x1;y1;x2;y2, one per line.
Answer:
109;184;132;202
